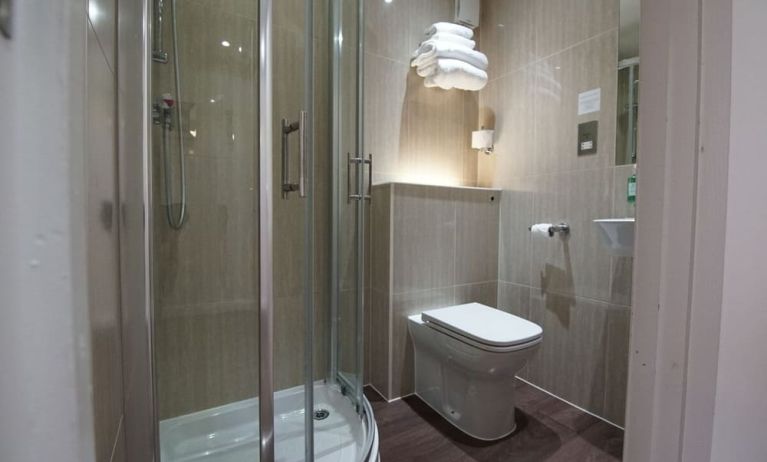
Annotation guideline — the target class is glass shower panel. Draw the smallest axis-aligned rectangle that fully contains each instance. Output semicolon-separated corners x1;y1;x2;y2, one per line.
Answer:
270;0;316;460
151;0;261;459
332;0;365;409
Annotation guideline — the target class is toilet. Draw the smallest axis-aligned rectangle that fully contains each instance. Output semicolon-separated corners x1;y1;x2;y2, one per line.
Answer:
407;302;543;441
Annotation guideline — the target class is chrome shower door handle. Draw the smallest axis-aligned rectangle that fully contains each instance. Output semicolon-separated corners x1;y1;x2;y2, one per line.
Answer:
281;110;307;199
347;153;372;201
281;118;297;198
363;154;372;201
298;110;307;198
347;153;362;202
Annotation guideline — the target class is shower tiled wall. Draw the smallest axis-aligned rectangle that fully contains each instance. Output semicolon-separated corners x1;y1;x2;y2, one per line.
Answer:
478;0;633;426
151;0;260;420
369;183;501;400
363;0;479;187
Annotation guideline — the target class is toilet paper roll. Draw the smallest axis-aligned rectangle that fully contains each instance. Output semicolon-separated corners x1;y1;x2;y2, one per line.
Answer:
471;129;494;150
530;223;553;237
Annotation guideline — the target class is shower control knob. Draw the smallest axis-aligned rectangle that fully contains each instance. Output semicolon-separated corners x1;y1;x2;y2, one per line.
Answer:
162;93;175;108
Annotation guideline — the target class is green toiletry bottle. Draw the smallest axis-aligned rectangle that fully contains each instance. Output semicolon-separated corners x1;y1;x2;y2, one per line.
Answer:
627;168;637;204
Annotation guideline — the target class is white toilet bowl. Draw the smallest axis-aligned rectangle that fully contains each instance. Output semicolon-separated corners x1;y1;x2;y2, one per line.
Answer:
407;302;543;441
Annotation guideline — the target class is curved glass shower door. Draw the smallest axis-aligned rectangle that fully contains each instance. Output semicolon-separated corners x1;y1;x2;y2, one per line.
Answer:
151;0;375;461
151;0;262;460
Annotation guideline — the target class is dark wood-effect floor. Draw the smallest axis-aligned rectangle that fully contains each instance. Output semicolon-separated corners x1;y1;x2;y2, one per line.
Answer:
365;379;623;462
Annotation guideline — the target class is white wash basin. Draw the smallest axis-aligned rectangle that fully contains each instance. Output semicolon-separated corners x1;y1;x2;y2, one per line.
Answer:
593;218;635;257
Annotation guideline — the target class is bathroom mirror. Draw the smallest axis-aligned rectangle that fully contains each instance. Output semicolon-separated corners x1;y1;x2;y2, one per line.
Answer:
616;0;640;165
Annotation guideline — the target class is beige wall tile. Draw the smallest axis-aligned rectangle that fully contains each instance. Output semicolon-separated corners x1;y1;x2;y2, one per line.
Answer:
364;54;409;181
497;282;533;377
481;0;537;79
480;68;537;183
365;0;413;63
454;282;499;307
455;188;501;285
365;0;455;64
497;282;532;319
391;184;456;293
610;255;634;307
371;184;392;293
498;180;535;286
364;287;373;385
369;288;392;399
527;292;609;418
462;91;481;185
531;169;614;301
533;31;618;176
155;302;259;419
337;289;360;376
535;0;619;59
604;305;630;425
398;71;476;186
274;0;306;32
409;0;458;55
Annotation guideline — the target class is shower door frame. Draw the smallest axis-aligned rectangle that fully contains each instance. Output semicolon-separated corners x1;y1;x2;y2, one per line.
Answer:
329;0;367;412
258;0;275;459
259;0;317;461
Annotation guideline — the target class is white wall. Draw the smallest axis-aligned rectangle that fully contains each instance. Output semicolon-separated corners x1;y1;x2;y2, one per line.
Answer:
0;1;96;461
710;0;767;459
625;0;767;460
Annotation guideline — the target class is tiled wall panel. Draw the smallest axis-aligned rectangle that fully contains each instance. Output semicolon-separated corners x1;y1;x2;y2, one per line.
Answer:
479;0;632;426
370;183;501;400
364;0;479;187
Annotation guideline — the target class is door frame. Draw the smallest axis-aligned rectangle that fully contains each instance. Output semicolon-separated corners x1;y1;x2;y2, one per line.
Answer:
623;0;734;460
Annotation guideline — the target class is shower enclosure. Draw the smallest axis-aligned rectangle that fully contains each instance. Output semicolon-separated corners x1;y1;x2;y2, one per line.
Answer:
148;0;377;461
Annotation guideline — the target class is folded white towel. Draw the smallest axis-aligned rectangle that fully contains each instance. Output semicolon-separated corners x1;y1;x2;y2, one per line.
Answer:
428;33;476;50
424;22;474;40
417;62;438;78
423;59;488;91
411;41;488;71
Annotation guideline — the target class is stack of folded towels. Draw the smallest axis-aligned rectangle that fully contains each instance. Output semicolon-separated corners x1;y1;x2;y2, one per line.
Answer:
411;22;488;91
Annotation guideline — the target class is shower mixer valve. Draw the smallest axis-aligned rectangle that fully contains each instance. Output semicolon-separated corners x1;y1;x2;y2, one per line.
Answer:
152;93;176;130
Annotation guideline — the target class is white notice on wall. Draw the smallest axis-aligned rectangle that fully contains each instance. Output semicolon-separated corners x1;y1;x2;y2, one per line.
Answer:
578;88;601;115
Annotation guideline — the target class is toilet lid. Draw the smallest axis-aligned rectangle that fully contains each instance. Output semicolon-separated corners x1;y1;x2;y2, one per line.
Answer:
421;303;543;347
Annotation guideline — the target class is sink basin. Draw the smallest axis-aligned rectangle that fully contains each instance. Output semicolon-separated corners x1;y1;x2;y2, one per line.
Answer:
593;218;635;256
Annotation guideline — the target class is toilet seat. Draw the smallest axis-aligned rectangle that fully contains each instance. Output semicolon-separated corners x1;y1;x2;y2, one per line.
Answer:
421;303;543;353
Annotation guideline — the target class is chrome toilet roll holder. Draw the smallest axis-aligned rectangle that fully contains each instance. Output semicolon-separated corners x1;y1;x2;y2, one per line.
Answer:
528;223;571;237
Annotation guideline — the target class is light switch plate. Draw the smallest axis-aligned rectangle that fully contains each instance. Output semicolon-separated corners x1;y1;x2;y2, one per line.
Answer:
0;0;11;39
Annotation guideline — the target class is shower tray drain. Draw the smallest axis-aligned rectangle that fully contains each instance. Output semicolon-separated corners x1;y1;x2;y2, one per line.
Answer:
313;409;330;421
